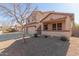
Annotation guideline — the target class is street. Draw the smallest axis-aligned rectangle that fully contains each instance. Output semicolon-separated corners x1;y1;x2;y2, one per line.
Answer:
0;32;23;41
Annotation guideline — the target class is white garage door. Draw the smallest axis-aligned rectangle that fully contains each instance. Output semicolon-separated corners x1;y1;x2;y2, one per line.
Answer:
28;27;36;35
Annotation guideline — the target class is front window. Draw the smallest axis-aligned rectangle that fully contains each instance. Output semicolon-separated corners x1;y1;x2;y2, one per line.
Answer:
43;24;48;30
57;23;62;30
52;23;62;31
52;24;56;30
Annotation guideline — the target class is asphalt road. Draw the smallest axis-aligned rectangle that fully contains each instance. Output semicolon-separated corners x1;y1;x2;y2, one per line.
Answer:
0;32;23;41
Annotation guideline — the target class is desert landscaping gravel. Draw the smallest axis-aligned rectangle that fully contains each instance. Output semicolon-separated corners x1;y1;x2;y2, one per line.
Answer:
0;36;79;56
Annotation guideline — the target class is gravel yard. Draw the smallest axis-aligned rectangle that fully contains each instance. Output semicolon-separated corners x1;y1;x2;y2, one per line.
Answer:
0;36;79;56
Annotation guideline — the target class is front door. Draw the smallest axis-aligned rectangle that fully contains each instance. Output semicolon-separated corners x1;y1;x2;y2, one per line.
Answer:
37;25;41;35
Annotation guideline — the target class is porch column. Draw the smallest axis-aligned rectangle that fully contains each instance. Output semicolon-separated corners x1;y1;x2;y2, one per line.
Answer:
48;24;52;31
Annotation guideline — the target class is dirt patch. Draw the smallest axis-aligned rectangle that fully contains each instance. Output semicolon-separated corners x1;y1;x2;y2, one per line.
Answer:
0;36;79;56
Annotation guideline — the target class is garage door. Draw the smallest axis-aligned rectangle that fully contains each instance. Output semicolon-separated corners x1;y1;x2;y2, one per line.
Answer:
28;27;36;35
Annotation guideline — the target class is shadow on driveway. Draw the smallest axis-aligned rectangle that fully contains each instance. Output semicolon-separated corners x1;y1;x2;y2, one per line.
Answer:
0;36;70;56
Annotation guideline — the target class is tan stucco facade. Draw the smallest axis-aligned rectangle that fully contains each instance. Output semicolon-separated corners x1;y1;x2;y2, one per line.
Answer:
27;11;74;38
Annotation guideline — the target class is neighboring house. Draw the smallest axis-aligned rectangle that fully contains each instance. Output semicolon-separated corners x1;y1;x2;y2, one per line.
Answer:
26;11;74;38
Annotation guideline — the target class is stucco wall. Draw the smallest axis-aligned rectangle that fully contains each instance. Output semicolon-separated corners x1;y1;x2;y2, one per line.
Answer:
41;31;72;38
65;16;71;30
28;27;36;35
62;21;65;30
65;16;74;35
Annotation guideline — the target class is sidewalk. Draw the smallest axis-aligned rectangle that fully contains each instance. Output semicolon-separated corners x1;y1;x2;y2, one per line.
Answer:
0;36;30;55
67;37;79;56
0;39;16;54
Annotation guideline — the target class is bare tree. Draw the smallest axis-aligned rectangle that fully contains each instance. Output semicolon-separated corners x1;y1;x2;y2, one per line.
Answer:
0;3;37;43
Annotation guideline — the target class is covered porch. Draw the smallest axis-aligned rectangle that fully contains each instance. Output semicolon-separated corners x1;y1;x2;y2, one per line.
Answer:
41;17;71;38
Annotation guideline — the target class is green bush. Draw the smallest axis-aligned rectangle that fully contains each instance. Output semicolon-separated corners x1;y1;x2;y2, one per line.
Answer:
75;24;79;29
60;36;69;41
44;35;48;38
7;28;16;32
34;33;38;37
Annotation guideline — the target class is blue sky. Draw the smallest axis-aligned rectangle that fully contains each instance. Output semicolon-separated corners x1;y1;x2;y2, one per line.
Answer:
0;3;79;26
35;3;79;24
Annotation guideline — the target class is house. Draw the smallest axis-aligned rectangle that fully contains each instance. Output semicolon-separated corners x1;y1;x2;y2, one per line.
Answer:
26;11;74;38
15;23;22;31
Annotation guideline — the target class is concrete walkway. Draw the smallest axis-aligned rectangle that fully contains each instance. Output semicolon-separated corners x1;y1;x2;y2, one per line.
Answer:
0;36;79;56
67;37;79;56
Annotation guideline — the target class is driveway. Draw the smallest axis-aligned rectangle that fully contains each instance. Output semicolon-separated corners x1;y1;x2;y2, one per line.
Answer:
0;36;79;56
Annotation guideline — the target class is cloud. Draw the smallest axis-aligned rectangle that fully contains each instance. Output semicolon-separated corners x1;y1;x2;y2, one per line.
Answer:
65;3;79;8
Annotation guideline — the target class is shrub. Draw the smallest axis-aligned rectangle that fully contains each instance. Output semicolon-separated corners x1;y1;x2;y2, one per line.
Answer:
34;33;38;37
60;36;68;41
2;28;17;33
6;28;16;32
44;35;48;38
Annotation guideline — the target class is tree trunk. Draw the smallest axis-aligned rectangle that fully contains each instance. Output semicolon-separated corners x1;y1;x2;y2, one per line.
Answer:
21;25;26;43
